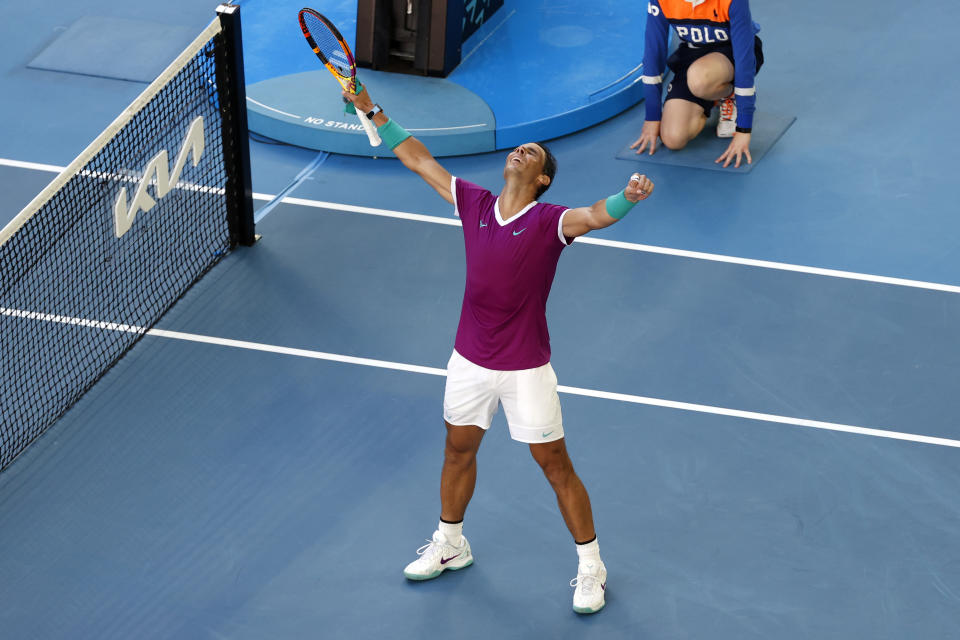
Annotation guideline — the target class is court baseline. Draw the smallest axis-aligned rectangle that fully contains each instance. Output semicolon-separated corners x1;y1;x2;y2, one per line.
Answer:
3;156;959;295
2;305;957;450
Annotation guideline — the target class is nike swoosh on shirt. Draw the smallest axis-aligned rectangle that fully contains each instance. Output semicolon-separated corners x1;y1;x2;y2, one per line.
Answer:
542;430;554;438
513;228;526;236
479;221;487;228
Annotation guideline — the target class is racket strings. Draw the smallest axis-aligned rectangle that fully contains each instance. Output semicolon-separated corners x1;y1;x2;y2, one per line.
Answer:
301;14;353;79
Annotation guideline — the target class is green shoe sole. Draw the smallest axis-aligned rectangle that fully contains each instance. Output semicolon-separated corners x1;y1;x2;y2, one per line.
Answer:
573;600;606;615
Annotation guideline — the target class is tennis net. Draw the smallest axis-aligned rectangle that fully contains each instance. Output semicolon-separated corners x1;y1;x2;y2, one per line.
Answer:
0;5;254;472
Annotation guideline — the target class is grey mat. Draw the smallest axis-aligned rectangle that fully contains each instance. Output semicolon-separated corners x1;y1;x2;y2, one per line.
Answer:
28;16;197;83
616;109;796;173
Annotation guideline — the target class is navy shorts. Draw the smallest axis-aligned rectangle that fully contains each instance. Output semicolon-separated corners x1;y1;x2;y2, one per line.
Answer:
665;36;764;116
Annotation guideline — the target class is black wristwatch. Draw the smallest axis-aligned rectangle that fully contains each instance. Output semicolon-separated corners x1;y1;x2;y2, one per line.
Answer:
365;104;383;120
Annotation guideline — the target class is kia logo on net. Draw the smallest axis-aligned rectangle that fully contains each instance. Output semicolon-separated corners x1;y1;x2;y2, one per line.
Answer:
114;116;205;238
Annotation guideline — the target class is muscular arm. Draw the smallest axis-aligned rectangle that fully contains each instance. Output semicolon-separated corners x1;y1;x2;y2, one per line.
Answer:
379;127;454;204
561;174;654;239
344;88;454;204
561;200;620;239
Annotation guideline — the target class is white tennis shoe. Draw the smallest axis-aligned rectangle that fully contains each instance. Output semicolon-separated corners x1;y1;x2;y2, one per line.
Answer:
717;95;737;138
571;560;607;614
403;530;473;580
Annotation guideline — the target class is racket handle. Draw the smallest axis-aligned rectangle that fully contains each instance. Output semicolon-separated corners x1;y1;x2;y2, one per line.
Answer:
356;110;382;147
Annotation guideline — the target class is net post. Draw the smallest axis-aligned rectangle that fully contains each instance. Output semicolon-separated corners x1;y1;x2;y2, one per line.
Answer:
215;3;256;247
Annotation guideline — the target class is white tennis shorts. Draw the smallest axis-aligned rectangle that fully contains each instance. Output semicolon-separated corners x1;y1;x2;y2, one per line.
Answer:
443;350;565;444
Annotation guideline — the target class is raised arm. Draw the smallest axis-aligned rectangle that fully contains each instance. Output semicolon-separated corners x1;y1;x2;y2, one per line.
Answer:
343;88;453;204
561;173;654;239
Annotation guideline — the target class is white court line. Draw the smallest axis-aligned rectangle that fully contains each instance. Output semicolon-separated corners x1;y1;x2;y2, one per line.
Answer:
254;194;960;295
3;306;957;449
135;327;960;450
149;327;448;377
0;307;960;448
407;124;488;132
269;195;462;226
244;100;488;130
3;157;960;294
0;158;65;173
2;307;142;333
245;97;301;119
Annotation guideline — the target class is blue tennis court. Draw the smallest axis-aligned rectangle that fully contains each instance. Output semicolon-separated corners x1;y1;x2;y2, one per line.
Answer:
1;1;959;638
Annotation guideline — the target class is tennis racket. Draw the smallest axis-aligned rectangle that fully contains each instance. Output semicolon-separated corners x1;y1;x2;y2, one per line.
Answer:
298;8;381;147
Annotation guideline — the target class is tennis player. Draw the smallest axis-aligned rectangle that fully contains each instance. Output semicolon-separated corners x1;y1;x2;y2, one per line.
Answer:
630;0;763;168
344;87;654;614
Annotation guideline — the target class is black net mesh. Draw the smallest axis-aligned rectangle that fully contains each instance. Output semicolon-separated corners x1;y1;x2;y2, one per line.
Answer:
0;26;243;471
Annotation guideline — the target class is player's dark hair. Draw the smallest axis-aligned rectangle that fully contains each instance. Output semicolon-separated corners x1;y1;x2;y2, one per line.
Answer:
535;142;557;199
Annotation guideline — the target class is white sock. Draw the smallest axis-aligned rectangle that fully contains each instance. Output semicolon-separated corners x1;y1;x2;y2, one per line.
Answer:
438;520;463;546
576;537;601;566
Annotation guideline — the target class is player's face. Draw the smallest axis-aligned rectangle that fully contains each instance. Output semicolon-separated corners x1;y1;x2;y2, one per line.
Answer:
504;143;547;185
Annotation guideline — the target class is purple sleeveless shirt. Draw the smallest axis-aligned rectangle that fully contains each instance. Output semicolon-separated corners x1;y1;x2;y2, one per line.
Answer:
452;177;573;371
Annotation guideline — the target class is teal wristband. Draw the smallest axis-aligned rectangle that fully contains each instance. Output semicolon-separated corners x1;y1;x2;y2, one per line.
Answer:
343;81;364;115
377;118;412;150
604;190;636;220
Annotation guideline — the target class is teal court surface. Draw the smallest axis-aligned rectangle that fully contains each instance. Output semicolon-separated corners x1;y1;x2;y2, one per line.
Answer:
1;1;959;639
